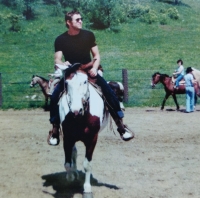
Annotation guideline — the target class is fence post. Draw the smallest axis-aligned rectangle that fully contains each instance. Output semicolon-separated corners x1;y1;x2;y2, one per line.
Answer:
0;73;2;107
122;69;128;103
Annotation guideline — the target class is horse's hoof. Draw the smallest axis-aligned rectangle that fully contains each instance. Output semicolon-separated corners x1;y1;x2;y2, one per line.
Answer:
121;125;135;141
47;130;60;146
83;192;93;198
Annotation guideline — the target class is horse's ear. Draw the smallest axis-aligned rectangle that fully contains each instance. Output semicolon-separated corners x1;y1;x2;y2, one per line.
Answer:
32;75;35;78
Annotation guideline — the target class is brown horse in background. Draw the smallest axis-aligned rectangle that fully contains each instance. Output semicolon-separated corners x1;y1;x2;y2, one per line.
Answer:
151;72;200;110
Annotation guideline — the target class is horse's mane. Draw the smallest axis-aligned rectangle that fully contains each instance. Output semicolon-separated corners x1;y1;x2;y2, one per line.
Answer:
152;72;170;78
35;75;49;82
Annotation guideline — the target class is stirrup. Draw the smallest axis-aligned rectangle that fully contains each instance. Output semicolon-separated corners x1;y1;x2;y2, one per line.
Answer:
47;125;60;146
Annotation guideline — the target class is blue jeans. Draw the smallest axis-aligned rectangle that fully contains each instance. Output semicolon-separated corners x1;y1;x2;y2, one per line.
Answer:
49;78;65;124
185;86;195;112
175;74;183;87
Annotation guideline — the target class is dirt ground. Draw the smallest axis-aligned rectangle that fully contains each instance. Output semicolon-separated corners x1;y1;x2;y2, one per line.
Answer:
0;106;200;198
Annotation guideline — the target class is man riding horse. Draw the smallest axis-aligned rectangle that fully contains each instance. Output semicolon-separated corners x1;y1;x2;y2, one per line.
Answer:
48;10;134;145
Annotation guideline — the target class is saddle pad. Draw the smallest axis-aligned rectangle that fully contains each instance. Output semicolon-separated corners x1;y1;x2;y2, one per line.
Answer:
171;76;185;85
88;81;103;97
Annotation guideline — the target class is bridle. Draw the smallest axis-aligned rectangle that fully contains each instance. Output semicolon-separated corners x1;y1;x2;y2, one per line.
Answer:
152;73;161;88
30;76;38;87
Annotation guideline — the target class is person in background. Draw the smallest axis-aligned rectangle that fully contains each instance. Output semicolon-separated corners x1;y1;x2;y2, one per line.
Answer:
184;67;197;113
47;10;134;146
48;65;63;95
173;59;184;89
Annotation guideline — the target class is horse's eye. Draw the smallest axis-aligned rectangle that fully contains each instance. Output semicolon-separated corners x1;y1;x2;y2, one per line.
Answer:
84;81;87;84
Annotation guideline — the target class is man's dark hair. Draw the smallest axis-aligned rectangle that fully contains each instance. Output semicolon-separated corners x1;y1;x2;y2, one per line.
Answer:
65;10;80;28
177;59;183;65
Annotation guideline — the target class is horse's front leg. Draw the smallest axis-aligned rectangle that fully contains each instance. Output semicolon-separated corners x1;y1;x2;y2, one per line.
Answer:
172;94;179;110
82;134;98;197
64;143;79;182
83;158;93;196
161;93;170;110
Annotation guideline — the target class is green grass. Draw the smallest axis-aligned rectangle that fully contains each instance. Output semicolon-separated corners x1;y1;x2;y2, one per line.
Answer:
0;0;200;109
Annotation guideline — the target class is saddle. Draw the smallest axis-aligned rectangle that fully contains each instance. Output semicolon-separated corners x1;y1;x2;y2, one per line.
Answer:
171;76;185;85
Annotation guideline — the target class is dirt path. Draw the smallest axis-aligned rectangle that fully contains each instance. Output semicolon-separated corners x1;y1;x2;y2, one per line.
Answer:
0;107;200;198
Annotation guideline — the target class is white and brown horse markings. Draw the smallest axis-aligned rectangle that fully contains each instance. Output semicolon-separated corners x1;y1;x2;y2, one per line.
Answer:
59;70;109;198
58;61;128;198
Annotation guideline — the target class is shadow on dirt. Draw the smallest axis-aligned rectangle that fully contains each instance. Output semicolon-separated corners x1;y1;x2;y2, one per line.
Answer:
42;171;120;198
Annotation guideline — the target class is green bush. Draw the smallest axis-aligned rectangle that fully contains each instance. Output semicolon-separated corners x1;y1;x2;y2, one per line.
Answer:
0;14;4;25
167;7;179;20
51;2;63;17
159;8;167;14
140;10;158;24
1;0;16;7
128;4;150;19
85;0;127;29
43;0;57;5
7;13;22;32
159;13;168;25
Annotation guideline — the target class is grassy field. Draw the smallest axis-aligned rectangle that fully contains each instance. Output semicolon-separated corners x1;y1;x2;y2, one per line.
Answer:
1;0;200;109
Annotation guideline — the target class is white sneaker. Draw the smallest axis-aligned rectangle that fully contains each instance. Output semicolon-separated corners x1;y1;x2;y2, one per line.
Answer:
121;125;135;141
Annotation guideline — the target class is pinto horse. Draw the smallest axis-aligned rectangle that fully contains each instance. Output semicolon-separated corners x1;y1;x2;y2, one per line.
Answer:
151;72;199;110
58;61;131;198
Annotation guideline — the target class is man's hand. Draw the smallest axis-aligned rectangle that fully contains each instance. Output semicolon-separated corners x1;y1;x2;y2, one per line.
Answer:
89;68;97;77
64;61;71;66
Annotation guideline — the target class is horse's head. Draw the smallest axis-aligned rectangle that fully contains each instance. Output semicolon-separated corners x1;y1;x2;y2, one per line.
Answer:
66;72;89;117
151;72;161;88
30;75;38;87
152;72;170;88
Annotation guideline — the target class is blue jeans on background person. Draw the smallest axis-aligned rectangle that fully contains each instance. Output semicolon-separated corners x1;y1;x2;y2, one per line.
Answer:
175;74;184;87
185;86;195;112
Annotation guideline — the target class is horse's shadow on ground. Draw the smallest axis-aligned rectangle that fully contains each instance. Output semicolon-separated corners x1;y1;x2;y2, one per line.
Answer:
42;171;120;198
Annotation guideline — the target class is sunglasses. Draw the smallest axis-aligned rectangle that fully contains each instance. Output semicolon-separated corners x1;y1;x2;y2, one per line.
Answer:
75;18;83;22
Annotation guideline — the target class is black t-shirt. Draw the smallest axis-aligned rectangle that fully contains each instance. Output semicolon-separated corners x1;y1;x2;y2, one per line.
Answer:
54;29;97;65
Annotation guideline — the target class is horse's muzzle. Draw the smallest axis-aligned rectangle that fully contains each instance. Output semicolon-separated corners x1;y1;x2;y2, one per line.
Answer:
71;108;83;117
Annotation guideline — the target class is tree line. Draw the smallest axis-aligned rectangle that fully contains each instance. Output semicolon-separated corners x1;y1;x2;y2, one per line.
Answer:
0;0;182;32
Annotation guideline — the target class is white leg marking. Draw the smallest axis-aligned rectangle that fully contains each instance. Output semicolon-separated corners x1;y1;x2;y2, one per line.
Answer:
120;102;125;110
83;158;92;193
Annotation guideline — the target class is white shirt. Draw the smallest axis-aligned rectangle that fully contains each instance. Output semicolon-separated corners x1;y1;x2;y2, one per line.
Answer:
53;68;63;78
